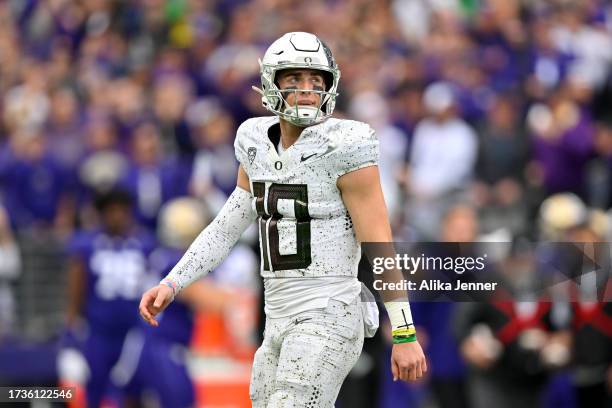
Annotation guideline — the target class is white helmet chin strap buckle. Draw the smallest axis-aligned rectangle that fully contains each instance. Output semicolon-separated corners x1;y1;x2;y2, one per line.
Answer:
284;105;319;118
283;105;319;119
282;106;321;127
280;91;324;126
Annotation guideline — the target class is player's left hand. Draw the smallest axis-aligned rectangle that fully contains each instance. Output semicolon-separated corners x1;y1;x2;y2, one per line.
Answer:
391;341;427;382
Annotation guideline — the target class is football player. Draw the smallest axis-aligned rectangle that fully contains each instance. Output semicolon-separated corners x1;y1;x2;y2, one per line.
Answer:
109;197;242;408
64;189;156;408
140;32;426;407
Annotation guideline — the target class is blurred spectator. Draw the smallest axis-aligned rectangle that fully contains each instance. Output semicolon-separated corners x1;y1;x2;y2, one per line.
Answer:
187;98;239;211
527;86;595;199
389;81;425;137
469;1;530;95
404;82;478;239
350;90;408;226
3;61;50;132
118;121;190;230
111;77;149;142
152;74;195;155
45;87;85;171
474;94;530;235
526;16;575;99
0;130;73;233
550;1;612;89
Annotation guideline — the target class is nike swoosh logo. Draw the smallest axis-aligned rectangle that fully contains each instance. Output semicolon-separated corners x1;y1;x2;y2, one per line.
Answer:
300;144;338;163
300;153;317;162
294;317;312;325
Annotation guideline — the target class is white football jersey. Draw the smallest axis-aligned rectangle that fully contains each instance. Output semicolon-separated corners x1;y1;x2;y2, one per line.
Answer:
234;116;379;281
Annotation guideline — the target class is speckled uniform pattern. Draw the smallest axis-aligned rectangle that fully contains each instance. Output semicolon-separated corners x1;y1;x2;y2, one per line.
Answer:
164;187;256;291
250;299;364;408
236;116;377;407
234;116;379;280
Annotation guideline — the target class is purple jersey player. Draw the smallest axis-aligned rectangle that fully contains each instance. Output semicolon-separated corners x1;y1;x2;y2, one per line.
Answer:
63;189;156;408
108;197;236;408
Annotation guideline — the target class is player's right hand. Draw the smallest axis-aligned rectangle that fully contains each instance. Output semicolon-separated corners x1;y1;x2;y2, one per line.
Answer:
139;284;174;327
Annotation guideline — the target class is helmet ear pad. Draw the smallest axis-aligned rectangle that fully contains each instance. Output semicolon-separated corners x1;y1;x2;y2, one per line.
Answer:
272;70;288;111
319;71;335;113
264;75;282;111
321;71;334;92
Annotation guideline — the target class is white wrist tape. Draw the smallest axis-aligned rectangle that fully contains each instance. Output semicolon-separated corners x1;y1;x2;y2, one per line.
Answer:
384;300;415;336
162;187;256;293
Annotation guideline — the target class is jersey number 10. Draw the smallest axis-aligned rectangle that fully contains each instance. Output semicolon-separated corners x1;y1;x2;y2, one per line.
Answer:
252;182;312;271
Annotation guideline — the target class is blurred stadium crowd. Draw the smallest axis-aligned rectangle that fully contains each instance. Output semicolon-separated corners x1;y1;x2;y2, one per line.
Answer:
0;0;611;407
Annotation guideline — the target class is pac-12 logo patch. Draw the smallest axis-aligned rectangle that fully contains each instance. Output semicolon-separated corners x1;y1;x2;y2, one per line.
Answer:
248;147;257;164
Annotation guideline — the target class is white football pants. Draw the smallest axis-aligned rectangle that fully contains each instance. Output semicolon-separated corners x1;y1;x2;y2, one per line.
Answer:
250;298;364;408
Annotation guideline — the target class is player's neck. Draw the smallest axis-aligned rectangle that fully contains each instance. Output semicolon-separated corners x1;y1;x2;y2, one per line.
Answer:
279;119;305;149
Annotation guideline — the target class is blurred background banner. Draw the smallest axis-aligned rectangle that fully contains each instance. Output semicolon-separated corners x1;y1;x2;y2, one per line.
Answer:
0;0;610;407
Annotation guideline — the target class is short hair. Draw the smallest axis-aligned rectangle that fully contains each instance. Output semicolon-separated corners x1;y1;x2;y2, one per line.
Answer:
94;189;133;212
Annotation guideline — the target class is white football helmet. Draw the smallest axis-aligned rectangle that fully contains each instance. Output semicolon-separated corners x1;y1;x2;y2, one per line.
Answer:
158;197;210;250
253;32;340;127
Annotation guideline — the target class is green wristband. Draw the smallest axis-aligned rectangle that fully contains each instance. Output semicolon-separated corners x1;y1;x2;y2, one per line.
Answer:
393;334;417;344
